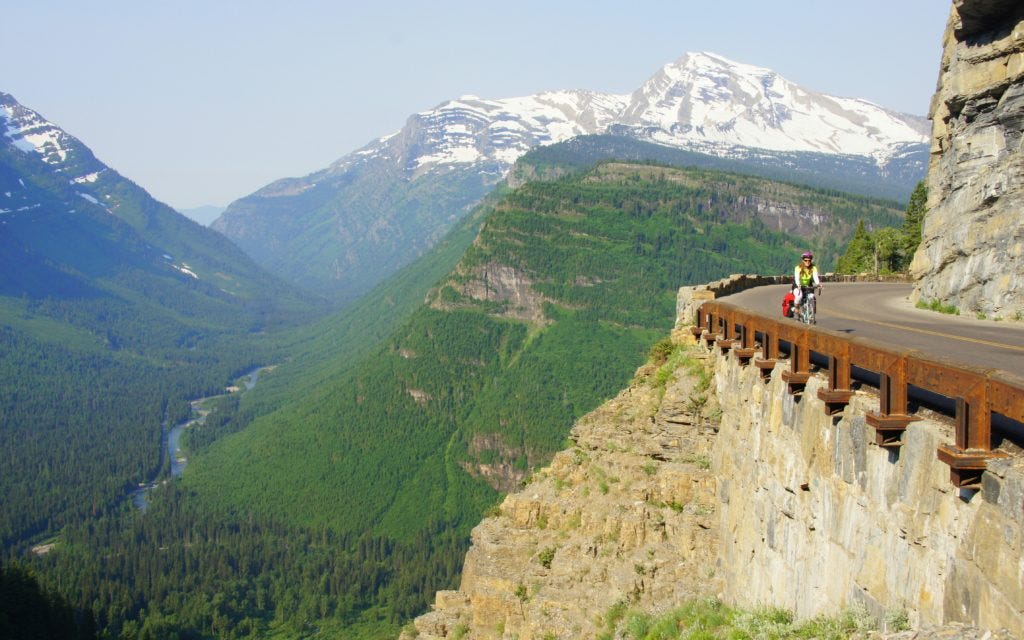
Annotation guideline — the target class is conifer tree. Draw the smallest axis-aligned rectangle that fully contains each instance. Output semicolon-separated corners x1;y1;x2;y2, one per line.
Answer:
836;220;874;274
900;181;927;268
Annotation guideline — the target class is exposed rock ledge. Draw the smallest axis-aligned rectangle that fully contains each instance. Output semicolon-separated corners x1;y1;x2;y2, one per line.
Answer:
404;327;722;638
910;1;1024;319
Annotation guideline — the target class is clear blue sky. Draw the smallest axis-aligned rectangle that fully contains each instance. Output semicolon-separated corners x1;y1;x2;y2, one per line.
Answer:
2;1;950;210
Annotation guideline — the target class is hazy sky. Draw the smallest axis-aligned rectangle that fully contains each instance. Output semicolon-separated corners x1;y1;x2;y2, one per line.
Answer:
2;1;950;210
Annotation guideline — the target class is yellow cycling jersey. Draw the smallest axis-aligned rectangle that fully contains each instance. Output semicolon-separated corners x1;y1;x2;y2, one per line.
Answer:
795;264;819;287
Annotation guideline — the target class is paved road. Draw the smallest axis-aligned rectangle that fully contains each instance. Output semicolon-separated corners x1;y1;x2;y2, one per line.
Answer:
719;282;1024;377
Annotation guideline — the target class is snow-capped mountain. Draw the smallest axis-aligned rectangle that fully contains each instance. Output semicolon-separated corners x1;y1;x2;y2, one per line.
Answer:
213;52;930;299
335;90;629;177
0;91;310;313
615;52;927;160
1;92;110;207
329;52;927;180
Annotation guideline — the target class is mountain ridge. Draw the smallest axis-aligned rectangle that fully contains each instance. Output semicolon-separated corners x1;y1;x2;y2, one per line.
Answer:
1;91;312;311
326;51;928;181
212;52;928;300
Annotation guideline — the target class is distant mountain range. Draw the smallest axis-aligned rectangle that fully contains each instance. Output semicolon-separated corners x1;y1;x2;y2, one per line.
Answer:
212;52;929;300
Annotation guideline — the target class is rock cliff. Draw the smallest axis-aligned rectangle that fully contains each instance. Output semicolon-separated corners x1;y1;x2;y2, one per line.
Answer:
910;0;1024;319
404;329;723;638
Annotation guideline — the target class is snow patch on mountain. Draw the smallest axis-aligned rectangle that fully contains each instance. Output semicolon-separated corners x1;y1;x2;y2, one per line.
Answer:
72;171;103;184
174;263;199;279
1;98;73;164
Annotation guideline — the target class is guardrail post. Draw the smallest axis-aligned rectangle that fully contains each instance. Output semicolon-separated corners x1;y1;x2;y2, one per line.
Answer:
865;357;918;448
754;328;778;380
817;347;854;416
957;389;988;450
935;375;1008;489
734;318;757;366
715;310;739;354
781;329;811;394
689;305;707;340
703;310;722;348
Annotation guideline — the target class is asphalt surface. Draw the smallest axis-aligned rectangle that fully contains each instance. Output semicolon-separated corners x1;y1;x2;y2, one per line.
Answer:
719;282;1024;378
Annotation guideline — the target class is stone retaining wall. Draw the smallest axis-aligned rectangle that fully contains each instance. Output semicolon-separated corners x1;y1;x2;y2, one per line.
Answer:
705;336;1023;633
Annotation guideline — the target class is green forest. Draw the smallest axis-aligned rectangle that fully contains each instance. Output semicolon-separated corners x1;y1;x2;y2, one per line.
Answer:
3;160;905;638
835;181;927;275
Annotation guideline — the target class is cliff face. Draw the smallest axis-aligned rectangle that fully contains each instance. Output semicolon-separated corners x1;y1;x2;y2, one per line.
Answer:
910;0;1024;318
404;330;723;638
404;282;1024;638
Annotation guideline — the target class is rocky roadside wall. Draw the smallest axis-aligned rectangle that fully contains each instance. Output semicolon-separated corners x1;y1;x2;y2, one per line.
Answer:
910;0;1024;319
704;306;1024;634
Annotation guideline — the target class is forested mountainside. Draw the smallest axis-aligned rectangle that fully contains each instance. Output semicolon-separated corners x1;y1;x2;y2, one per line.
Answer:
0;561;97;639
0;93;322;552
211;160;495;305
212;52;926;302
20;161;905;639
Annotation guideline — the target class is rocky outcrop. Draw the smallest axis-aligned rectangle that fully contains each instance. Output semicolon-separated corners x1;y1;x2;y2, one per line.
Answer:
432;261;552;326
403;329;722;639
910;1;1024;319
461;433;531;493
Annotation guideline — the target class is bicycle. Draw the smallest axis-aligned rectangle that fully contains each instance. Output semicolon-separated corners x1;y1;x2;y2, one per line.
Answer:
796;285;821;325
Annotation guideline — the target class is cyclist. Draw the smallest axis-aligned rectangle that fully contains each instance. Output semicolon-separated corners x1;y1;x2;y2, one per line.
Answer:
793;251;821;318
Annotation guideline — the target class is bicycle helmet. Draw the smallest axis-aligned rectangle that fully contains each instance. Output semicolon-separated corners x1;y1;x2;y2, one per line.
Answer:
801;251;814;259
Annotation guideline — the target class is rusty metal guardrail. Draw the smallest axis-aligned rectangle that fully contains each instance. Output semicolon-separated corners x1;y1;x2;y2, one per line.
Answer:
691;298;1024;490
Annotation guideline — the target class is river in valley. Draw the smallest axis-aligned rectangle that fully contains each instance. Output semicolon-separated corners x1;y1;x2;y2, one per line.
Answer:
130;366;265;511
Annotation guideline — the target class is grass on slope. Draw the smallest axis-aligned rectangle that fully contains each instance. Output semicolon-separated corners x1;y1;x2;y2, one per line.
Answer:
600;597;895;640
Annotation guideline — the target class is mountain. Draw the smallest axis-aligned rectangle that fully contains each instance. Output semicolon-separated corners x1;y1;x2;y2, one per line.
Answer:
0;92;311;313
0;91;320;548
613;52;928;158
212;52;928;300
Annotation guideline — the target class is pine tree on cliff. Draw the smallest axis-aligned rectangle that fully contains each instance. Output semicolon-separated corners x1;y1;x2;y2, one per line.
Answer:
901;181;927;268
